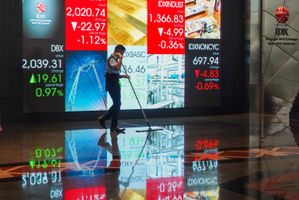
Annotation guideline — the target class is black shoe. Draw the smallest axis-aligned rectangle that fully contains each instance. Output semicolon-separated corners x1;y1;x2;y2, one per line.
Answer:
111;127;125;133
97;116;106;129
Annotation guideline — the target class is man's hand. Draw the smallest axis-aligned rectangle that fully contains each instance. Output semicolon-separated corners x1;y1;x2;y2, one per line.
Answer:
123;74;130;79
113;52;123;70
114;52;123;59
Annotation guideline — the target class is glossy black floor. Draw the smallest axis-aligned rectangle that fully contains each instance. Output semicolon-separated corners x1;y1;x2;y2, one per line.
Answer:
0;114;298;200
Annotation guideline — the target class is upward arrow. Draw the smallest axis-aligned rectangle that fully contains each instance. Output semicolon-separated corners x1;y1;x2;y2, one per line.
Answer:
29;160;36;169
29;74;37;84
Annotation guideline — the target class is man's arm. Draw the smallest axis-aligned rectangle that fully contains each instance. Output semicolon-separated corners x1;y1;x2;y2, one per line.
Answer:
109;53;129;79
119;74;130;79
113;52;123;70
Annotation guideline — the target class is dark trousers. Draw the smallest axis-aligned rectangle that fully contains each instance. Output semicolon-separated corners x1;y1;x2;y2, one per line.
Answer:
104;86;121;128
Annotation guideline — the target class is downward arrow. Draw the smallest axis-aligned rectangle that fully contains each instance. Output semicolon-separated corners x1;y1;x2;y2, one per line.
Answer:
195;70;200;78
158;28;163;36
71;22;78;31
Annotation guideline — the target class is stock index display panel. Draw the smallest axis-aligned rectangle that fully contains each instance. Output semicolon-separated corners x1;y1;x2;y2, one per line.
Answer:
22;0;221;113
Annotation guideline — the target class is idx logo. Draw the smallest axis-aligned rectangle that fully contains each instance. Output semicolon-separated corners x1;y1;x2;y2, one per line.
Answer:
276;28;288;36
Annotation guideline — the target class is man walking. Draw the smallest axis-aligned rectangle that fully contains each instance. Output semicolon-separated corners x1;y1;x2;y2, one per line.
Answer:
98;44;129;133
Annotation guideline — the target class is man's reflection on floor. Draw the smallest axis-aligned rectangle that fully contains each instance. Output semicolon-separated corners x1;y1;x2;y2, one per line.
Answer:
98;131;121;200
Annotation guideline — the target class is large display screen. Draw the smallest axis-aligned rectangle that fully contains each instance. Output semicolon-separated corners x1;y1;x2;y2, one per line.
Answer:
22;0;221;113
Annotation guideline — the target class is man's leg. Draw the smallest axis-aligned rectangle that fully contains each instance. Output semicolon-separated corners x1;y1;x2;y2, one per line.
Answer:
103;100;115;120
98;90;115;128
110;87;121;129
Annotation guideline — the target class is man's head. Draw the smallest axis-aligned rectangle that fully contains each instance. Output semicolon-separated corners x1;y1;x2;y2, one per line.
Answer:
114;44;126;55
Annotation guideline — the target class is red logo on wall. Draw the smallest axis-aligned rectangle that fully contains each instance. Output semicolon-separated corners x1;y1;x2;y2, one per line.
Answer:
36;3;46;13
275;6;289;23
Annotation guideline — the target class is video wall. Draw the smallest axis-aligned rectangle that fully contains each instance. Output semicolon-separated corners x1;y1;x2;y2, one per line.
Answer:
20;126;219;199
22;0;221;113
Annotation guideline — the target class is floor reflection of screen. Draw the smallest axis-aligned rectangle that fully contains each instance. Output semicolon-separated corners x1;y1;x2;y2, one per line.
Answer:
65;129;107;176
105;127;148;189
185;145;219;200
146;126;185;199
21;131;65;200
65;187;105;200
184;187;219;200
